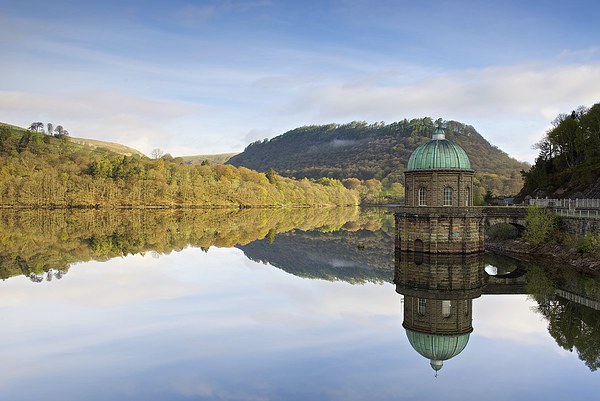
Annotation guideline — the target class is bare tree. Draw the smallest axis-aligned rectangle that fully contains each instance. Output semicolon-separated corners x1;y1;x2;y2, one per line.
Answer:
47;123;53;135
151;148;164;159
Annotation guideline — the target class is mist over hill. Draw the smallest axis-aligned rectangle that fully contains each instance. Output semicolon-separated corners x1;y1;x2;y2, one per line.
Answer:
228;118;529;197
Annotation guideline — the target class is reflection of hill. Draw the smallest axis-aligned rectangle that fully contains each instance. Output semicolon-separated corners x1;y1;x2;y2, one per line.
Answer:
238;229;395;284
0;208;361;281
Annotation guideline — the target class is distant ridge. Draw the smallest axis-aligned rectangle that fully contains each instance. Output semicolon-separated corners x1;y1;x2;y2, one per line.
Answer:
228;118;529;196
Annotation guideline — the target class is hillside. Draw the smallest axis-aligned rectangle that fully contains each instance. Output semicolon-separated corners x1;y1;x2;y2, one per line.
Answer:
180;152;238;165
70;137;145;157
0;123;358;207
228;118;529;197
1;122;145;157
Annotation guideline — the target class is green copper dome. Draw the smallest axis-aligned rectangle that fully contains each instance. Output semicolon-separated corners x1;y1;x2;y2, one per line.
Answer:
406;329;470;371
406;137;472;171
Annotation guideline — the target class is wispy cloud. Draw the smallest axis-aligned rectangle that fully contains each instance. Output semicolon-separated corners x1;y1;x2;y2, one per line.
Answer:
277;60;600;162
174;0;272;24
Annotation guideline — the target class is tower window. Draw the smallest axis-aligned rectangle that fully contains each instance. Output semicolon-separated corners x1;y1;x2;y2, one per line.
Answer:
465;186;471;206
418;187;427;206
444;187;453;206
442;300;452;317
418;298;427;315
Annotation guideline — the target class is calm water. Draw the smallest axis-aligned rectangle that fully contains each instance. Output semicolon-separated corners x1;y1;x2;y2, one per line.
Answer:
1;208;599;400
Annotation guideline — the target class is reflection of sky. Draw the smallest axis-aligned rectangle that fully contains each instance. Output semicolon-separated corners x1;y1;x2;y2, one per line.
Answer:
1;247;598;400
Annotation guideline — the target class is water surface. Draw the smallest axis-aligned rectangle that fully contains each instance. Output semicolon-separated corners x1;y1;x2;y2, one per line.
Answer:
1;208;599;400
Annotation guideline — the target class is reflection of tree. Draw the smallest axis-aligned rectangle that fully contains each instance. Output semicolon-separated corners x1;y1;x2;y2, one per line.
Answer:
527;261;600;371
0;207;371;281
524;263;559;299
536;297;600;371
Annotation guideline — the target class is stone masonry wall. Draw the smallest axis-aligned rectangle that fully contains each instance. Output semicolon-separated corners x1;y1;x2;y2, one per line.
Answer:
559;216;600;236
405;170;474;207
396;207;485;253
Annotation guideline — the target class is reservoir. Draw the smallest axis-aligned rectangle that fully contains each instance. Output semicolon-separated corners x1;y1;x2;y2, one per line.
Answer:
1;208;598;400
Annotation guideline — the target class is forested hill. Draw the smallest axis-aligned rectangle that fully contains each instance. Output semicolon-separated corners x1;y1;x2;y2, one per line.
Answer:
519;102;600;199
0;123;358;207
228;118;529;196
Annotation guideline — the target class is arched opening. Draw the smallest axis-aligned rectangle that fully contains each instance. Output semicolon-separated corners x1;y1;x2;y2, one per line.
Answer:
414;239;424;253
484;253;526;279
486;222;520;240
418;187;427;206
465;186;471;206
444;186;453;206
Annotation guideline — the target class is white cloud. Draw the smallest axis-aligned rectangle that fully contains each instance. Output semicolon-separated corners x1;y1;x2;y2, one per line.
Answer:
0;90;206;155
279;61;600;162
474;295;550;345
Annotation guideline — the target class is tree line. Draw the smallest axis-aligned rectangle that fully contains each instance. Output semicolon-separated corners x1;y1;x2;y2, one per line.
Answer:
0;125;358;208
28;121;70;138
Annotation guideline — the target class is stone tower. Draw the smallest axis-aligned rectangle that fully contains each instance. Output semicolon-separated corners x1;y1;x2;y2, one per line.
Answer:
396;120;484;253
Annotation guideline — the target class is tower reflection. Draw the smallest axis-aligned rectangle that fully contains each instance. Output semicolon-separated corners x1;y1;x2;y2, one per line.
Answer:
394;251;484;374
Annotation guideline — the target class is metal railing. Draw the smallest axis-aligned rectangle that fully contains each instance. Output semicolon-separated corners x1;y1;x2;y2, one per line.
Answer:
529;198;600;210
554;209;600;219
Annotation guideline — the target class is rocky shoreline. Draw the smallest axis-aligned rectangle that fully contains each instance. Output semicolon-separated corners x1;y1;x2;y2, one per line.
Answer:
486;239;600;274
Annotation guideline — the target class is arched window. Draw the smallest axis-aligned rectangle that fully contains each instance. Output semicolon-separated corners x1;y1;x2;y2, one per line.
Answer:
442;300;452;317
465;186;471;206
418;298;427;315
418;187;427;206
444;187;453;206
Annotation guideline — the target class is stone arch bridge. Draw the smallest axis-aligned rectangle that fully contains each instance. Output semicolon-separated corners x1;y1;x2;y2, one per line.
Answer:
394;206;529;253
481;206;528;233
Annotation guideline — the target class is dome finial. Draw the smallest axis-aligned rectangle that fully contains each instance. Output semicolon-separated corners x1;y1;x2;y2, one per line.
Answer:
432;118;446;140
430;359;443;372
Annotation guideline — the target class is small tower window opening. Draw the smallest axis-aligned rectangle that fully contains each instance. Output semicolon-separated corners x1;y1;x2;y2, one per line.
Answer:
465;186;471;206
442;300;452;317
444;187;453;206
418;298;427;315
418;187;427;206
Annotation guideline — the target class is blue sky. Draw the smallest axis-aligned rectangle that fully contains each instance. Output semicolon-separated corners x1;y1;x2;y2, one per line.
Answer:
2;0;600;162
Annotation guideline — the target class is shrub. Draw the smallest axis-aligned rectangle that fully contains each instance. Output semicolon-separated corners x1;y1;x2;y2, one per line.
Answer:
523;205;558;245
578;233;600;253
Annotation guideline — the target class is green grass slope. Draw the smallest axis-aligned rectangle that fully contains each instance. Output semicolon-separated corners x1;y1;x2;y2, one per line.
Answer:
180;152;239;165
70;137;145;157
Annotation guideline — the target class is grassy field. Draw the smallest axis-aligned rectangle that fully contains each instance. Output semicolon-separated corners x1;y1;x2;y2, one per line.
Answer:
69;137;145;157
180;152;239;165
1;122;145;157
